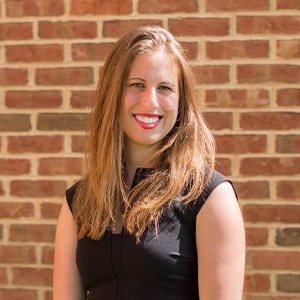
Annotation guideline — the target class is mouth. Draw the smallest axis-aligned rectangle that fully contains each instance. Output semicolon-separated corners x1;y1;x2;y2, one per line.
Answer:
133;113;162;129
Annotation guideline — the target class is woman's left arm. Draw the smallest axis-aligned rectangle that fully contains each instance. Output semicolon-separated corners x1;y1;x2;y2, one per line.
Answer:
196;181;245;300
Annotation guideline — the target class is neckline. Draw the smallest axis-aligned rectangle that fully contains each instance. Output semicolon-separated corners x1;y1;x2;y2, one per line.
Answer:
110;168;153;236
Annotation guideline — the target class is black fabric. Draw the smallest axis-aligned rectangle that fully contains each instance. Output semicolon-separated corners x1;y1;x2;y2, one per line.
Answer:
65;169;235;300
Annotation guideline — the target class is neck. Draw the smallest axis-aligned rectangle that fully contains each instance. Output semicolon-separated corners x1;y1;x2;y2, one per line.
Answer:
123;140;159;188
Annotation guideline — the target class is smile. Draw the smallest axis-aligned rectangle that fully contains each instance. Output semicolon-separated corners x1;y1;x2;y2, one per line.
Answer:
135;115;160;124
133;114;162;129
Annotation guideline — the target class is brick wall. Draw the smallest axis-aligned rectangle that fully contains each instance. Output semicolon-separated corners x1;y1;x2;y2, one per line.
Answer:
0;0;299;299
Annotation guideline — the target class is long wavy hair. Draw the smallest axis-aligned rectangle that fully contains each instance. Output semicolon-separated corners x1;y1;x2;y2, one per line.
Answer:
72;26;215;242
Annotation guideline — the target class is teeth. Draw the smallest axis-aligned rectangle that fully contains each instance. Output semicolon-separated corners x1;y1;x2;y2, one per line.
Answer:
135;115;159;124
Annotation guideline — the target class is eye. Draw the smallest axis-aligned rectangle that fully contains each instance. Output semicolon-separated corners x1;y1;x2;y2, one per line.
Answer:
158;85;175;95
159;85;172;91
129;82;145;89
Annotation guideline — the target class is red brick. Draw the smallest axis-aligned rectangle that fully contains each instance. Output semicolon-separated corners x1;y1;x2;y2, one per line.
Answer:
277;0;300;9
45;290;52;300
169;18;230;37
0;114;31;132
215;157;232;176
103;20;163;38
38;21;97;39
180;42;199;60
72;43;115;61
0;69;28;86
240;157;300;176
37;113;89;131
36;67;93;85
245;228;269;246
243;204;300;223
237;16;300;34
234;181;270;199
240;112;300;130
5;90;62;108
277;88;300;107
8;135;64;154
71;135;85;153
0;159;30;175
277;274;300;293
276;228;300;246
237;64;300;83
206;40;269;59
206;0;269;11
0;289;38;300
9;224;55;243
0;245;36;263
193;65;229;84
12;267;52;286
71;0;132;15
244;274;271;292
205;89;269;108
276;135;300;153
138;0;198;13
6;0;64;16
0;181;4;196
0;268;8;284
0;23;32;40
6;44;63;62
277;180;300;200
0;202;34;218
215;134;267;154
277;40;300;58
249;251;300;270
41;202;61;219
10;180;66;197
203;112;233;130
42;246;54;264
38;157;84;175
70;91;95;108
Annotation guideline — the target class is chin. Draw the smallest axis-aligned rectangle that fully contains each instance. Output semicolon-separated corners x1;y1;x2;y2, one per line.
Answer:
128;137;163;148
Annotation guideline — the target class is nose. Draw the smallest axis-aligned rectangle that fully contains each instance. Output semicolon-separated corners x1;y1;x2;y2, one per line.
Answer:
141;87;159;109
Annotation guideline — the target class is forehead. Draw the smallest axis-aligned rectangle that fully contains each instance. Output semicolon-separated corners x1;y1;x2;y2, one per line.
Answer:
128;50;179;81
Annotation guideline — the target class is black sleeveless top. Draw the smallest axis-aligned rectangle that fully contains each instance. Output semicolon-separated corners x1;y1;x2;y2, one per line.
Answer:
66;169;235;300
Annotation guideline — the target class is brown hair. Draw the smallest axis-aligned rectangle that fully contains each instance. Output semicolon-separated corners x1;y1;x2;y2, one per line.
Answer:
72;26;215;241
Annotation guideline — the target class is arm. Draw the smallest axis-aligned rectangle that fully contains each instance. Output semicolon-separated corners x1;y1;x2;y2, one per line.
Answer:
53;198;86;300
196;181;245;300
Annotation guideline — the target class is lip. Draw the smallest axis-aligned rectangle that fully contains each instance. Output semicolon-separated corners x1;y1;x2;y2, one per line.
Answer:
133;113;162;130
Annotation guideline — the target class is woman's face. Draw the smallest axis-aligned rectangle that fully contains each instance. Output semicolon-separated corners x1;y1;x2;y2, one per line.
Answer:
121;50;179;151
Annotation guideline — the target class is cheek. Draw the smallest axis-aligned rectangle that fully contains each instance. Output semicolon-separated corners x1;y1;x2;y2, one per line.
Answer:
122;95;130;111
162;98;179;118
122;92;139;112
122;97;133;119
121;97;130;129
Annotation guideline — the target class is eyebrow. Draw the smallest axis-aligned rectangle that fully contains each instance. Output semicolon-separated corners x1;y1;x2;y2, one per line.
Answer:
128;77;146;82
128;77;177;87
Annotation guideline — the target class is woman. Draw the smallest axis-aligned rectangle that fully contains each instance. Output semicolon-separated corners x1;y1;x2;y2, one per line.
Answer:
53;26;245;300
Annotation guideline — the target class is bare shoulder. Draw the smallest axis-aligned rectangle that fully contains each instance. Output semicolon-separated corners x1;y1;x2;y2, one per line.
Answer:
196;181;245;300
57;197;76;230
196;180;244;246
199;181;240;221
53;197;85;300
